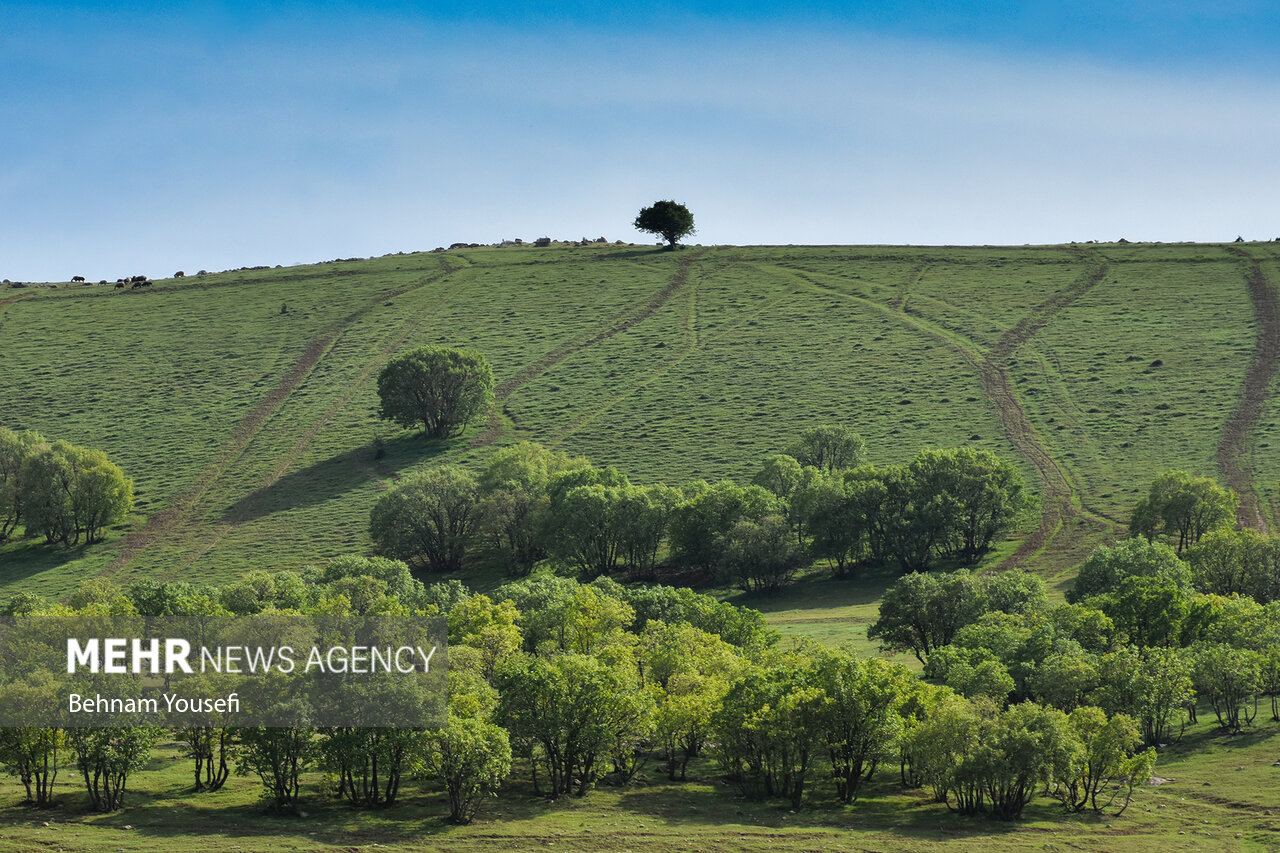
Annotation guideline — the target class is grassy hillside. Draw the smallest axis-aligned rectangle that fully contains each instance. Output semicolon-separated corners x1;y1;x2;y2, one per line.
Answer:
3;241;1280;852
2;242;1278;604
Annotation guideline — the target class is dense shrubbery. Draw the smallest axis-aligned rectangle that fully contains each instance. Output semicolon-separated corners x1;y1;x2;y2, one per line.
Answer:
4;454;1274;825
0;553;1182;822
864;469;1280;756
371;430;1035;587
0;427;133;547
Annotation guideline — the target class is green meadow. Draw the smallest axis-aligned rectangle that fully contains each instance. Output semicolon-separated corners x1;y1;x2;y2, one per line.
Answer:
2;241;1279;850
5;241;1277;594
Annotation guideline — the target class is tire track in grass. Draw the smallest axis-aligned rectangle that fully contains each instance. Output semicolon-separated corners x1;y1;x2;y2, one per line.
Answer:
0;292;27;327
101;260;466;577
777;256;1112;568
981;258;1112;564
164;266;475;575
893;262;928;311
470;250;706;448
548;260;809;444
1219;247;1279;533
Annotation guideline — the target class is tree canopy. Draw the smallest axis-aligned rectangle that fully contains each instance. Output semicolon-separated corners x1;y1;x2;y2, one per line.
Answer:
633;200;695;247
0;428;132;547
376;346;494;439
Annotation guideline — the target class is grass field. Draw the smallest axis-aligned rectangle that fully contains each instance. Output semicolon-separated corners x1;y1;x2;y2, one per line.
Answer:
4;241;1277;600
3;241;1280;850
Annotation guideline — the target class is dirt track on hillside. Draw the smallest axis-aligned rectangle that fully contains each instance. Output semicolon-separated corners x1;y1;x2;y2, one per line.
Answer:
471;250;705;448
888;256;1110;567
167;268;474;574
989;261;1110;565
779;255;1112;567
893;263;928;311
1219;248;1279;533
101;262;464;578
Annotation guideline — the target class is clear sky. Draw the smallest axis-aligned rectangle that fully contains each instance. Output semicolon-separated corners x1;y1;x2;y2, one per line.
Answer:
2;1;1278;281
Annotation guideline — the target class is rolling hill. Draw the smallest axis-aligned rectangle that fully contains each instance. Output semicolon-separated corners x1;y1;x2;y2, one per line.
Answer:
2;241;1277;605
3;240;1280;852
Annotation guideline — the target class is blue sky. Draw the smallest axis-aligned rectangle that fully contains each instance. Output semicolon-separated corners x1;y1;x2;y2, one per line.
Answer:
2;2;1278;281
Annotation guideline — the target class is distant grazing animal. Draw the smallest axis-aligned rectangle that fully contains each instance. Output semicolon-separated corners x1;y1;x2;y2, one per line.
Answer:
71;275;85;282
131;282;143;289
115;282;125;289
174;271;185;278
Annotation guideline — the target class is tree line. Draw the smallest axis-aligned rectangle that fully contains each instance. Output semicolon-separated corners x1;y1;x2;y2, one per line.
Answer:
0;427;133;548
869;472;1280;750
371;427;1036;589
1;555;1168;823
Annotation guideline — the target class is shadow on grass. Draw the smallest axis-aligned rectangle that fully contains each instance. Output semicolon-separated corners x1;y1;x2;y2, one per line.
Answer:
103;765;614;847
590;247;685;262
721;564;904;615
220;433;449;523
37;789;456;845
0;539;92;584
1175;718;1280;751
612;775;1041;844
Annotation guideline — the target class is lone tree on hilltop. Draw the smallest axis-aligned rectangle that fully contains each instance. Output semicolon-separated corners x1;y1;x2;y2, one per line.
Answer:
634;200;695;248
376;346;494;439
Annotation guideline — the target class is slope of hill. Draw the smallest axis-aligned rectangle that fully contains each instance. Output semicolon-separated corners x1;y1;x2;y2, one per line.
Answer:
4;241;1280;852
2;242;1277;604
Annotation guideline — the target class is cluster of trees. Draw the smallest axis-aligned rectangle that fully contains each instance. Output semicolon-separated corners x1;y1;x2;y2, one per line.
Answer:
1;560;471;817
711;646;1152;819
1186;528;1280;603
1129;470;1239;555
3;452;1269;825
0;557;1162;823
869;536;1280;749
0;427;133;547
372;428;1034;589
0;562;763;821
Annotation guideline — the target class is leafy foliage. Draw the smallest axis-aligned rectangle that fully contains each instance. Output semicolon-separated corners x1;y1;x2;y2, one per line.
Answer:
785;425;866;474
376;346;494;438
68;726;161;811
1068;537;1189;603
1130;471;1238;555
370;466;480;572
11;435;132;547
633;200;695;247
415;714;511;823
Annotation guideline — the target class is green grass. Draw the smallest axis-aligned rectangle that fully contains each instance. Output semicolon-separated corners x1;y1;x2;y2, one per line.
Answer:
718;564;919;665
1;242;1275;599
3;242;1280;850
